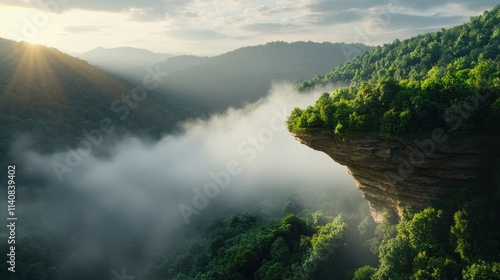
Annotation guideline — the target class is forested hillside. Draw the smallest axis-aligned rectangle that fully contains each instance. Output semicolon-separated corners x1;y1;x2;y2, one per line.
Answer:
144;188;378;280
285;5;500;280
118;55;210;85
298;6;500;90
0;39;369;172
289;7;500;135
123;41;371;114
0;39;198;166
143;187;500;280
76;46;174;72
2;1;498;280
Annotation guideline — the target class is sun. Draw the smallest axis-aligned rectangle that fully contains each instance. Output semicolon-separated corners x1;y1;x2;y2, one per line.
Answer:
4;39;66;109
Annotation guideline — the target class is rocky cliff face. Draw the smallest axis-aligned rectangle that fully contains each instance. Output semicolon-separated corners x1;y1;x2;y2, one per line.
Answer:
293;131;500;222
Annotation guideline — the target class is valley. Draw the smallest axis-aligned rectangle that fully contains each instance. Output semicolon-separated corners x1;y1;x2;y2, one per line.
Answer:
0;2;499;280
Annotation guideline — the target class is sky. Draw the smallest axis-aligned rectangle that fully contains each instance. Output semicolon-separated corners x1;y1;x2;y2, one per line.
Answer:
0;0;498;55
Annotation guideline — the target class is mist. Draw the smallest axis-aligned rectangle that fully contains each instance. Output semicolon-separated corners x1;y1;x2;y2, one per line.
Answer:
10;83;357;277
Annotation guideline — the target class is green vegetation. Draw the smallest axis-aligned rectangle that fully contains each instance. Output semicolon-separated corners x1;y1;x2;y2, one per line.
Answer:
157;7;500;279
144;190;378;280
371;185;500;280
0;39;199;169
1;5;499;279
288;60;499;134
288;6;500;134
297;6;500;90
0;39;370;171
282;5;500;280
141;173;500;280
134;41;372;114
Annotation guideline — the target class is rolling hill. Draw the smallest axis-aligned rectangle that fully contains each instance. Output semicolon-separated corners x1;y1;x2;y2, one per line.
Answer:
120;41;372;114
287;6;500;279
298;6;500;91
76;46;174;72
0;39;197;166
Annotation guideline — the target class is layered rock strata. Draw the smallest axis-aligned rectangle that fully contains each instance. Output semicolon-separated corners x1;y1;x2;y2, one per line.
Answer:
293;131;500;222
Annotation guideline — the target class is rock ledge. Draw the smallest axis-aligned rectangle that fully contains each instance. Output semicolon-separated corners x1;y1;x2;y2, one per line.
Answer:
293;131;500;222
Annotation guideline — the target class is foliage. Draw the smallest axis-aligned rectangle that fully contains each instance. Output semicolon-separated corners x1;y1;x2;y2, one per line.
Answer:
297;6;500;90
145;194;376;280
142;41;371;114
352;265;377;280
142;183;500;280
0;39;371;176
288;60;499;134
2;5;500;280
289;6;500;135
371;188;500;280
0;39;200;174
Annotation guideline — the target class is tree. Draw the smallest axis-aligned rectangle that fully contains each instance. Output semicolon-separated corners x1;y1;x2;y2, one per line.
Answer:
353;265;377;280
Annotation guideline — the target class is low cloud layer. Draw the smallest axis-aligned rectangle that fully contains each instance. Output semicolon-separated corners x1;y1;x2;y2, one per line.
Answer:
12;84;355;273
23;84;354;222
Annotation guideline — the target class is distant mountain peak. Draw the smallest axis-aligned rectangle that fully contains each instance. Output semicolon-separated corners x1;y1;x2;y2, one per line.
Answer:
75;46;174;72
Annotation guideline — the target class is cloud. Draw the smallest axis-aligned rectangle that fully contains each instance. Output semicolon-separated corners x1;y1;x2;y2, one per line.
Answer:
301;10;364;26
0;0;496;26
17;84;355;262
64;25;105;34
305;0;363;13
236;0;488;31
304;0;499;13
1;0;497;56
0;0;194;21
401;0;500;12
242;22;300;34
248;5;298;17
386;13;466;30
300;0;464;28
165;28;228;40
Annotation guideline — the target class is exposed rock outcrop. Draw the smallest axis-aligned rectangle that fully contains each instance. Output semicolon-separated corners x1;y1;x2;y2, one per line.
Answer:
293;131;500;222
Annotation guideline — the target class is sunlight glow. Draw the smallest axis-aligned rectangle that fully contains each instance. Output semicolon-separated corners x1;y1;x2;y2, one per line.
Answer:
5;42;66;110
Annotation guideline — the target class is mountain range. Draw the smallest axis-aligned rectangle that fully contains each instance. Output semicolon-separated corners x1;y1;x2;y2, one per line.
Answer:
75;46;175;72
120;41;372;114
0;39;370;169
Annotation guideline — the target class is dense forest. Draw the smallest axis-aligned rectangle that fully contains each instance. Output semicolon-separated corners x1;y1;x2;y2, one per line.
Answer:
142;184;500;280
297;6;500;91
143;6;500;280
288;7;500;134
145;189;377;280
0;39;370;280
134;7;500;279
288;60;499;134
283;5;500;280
0;40;370;171
0;39;201;169
1;4;499;280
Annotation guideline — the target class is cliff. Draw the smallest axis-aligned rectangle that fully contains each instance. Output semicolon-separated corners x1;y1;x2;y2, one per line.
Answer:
293;131;500;222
